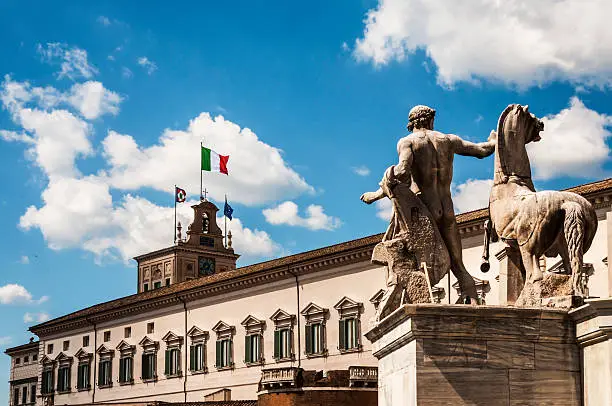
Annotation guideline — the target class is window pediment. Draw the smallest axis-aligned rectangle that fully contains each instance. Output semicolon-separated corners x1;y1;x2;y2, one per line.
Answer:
74;349;92;361
96;344;115;358
369;289;385;308
162;331;184;347
241;315;265;335
54;352;73;365
187;326;209;342
116;340;136;356
40;355;54;365
270;309;295;326
212;321;235;339
334;296;363;318
301;302;328;323
138;336;159;352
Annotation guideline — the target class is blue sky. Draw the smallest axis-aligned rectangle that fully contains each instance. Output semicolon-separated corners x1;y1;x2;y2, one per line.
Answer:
1;0;612;397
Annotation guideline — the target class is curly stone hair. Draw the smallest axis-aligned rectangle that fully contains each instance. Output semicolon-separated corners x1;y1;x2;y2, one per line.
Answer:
407;105;436;132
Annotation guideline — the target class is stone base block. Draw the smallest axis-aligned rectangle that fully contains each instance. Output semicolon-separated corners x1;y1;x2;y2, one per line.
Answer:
366;304;580;406
541;295;584;309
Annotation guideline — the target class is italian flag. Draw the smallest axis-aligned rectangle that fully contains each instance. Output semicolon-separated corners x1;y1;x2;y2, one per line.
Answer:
201;146;229;175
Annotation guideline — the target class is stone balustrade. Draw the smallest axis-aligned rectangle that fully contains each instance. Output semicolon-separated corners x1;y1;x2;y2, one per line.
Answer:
348;366;378;387
260;367;300;389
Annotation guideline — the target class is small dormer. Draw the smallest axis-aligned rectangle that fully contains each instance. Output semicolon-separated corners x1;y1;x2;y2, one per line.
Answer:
134;198;240;293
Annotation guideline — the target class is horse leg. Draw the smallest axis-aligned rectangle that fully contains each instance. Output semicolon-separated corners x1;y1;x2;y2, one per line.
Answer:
563;202;586;296
515;248;542;307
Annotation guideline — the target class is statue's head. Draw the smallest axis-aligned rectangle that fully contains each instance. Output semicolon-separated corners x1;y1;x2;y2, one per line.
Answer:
408;105;436;132
512;104;544;144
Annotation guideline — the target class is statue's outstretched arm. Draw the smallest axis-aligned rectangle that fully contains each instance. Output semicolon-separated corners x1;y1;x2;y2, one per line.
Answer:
451;131;496;158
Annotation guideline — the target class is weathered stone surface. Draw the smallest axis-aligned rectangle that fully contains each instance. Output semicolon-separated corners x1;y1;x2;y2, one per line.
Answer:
541;273;573;297
420;339;487;368
541;295;584;309
535;343;580;372
509;370;581;406
486;340;534;370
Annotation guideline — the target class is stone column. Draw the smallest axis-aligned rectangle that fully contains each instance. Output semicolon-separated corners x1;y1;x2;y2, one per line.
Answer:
570;298;612;406
496;246;524;305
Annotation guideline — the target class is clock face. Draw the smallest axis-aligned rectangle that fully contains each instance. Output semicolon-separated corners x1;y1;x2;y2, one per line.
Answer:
198;257;216;276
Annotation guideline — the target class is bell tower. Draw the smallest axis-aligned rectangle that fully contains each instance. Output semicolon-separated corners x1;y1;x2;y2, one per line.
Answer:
134;199;240;293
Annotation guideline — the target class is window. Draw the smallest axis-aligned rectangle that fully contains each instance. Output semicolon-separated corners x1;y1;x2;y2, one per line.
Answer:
24;355;29;363
188;326;208;373
334;297;363;353
245;334;262;364
301;303;328;357
13;388;18;406
139;336;159;382
32;354;37;362
270;309;295;361
42;367;54;394
47;344;53;354
215;339;232;369
165;348;181;376
165;278;171;286
15;357;20;365
147;322;154;334
124;327;131;338
305;323;324;355
30;385;35;403
83;336;89;347
153;281;162;289
141;353;156;380
77;363;90;390
119;356;133;383
63;340;69;351
103;331;111;342
274;328;292;360
98;359;112;387
22;386;27;404
241;315;265;365
144;283;149;292
57;365;71;392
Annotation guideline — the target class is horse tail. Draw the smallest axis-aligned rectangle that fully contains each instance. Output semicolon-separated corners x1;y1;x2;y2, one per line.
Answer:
563;201;585;294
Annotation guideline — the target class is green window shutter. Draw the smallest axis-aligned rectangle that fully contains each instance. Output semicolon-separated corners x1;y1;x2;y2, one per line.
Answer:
339;319;346;350
245;335;251;363
98;363;103;386
215;341;221;367
119;359;124;382
164;350;170;375
229;340;233;365
274;330;280;359
189;346;195;371
305;325;312;354
353;318;359;348
141;355;146;379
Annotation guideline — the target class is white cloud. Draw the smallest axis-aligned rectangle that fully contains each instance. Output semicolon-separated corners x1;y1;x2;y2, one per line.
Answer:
0;130;34;144
24;312;50;323
352;166;371;176
263;201;341;231
101;114;313;205
354;0;612;88
218;216;280;257
0;284;47;305
528;97;612;180
37;43;98;80
0;336;12;346
67;81;122;119
452;179;493;213
97;16;111;26
375;198;392;221
19;256;29;264
122;67;133;79
137;57;157;75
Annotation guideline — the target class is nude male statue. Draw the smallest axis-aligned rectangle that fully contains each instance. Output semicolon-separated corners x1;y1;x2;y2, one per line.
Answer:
361;105;496;301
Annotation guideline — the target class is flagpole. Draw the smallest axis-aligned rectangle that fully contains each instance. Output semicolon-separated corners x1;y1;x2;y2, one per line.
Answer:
200;142;203;201
224;194;228;248
174;185;177;244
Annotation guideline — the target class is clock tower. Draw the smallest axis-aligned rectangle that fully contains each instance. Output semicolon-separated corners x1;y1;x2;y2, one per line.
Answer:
134;199;240;293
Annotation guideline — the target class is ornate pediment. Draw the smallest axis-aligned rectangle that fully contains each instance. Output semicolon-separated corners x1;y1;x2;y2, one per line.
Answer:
74;348;92;361
187;326;209;341
40;355;53;365
116;340;136;355
212;320;235;338
301;302;328;317
270;309;295;329
96;344;114;356
162;331;184;347
334;296;363;318
138;336;159;351
241;315;265;334
369;289;385;307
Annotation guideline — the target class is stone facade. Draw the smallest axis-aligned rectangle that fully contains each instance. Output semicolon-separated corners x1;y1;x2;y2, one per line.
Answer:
5;340;39;406
6;178;612;405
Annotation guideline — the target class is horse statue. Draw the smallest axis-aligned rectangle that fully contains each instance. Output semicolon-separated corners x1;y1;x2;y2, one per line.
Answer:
483;104;597;306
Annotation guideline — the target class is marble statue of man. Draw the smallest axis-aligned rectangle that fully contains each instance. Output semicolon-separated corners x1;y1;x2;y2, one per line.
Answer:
361;105;497;301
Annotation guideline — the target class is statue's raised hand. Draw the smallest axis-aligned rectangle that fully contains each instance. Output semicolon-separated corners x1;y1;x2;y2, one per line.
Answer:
361;191;381;204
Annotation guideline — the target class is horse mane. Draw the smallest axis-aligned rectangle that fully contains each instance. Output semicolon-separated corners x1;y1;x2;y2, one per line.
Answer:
496;104;518;179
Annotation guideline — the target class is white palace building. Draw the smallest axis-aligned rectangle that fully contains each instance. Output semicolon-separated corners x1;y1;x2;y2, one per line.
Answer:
5;178;612;405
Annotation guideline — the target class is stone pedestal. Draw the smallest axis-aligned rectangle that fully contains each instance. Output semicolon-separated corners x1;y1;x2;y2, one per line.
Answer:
366;304;580;406
496;247;525;305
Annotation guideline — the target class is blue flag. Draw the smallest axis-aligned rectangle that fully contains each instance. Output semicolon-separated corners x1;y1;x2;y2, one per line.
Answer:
224;198;233;220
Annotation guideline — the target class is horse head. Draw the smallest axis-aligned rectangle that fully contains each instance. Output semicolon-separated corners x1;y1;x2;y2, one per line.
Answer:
495;104;544;183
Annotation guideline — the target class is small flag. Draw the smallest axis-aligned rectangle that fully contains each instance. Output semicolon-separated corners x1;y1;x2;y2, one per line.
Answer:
175;187;186;203
201;146;229;175
224;198;234;220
